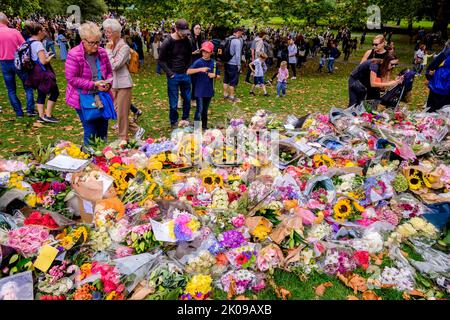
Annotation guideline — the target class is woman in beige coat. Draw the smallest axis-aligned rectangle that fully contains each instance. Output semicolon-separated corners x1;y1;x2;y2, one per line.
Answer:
103;19;144;141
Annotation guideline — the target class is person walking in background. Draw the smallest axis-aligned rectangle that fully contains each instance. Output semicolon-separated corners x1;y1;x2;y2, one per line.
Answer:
132;31;145;66
223;26;244;103
158;18;193;128
328;41;339;73
0;12;35;117
57;29;68;61
318;53;326;72
25;21;59;123
65;22;114;146
103;18;144;142
287;38;297;79
44;31;56;57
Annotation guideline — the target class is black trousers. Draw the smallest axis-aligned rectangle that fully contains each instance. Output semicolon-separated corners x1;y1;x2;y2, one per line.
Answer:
426;90;450;112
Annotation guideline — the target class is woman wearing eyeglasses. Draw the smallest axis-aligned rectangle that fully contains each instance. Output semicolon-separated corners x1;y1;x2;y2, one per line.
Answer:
348;54;403;107
65;22;113;146
360;34;388;64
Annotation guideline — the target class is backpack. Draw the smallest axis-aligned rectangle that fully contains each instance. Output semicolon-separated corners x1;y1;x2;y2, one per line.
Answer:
14;40;36;72
218;36;236;63
128;48;140;74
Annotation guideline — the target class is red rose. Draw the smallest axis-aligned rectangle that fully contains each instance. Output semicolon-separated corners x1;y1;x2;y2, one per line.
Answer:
354;250;370;269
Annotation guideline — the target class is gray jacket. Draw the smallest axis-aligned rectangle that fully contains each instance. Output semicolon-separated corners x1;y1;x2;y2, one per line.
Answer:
106;38;133;89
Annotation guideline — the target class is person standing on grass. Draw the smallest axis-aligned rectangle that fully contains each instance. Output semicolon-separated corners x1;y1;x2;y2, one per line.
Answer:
187;41;220;130
276;60;289;97
190;23;203;108
328;41;339;73
158;18;193;128
65;22;113;146
249;52;269;96
57;29;68;61
287;38;297;79
223;26;244;103
103;18;145;142
152;33;162;75
25;21;59;123
0;12;35;117
425;40;450;112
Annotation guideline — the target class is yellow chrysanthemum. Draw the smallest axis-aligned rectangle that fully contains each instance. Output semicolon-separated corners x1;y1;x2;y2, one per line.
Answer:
185;274;212;297
253;223;271;241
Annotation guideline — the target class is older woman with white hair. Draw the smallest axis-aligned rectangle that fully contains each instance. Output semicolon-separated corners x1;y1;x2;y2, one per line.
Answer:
65;22;113;146
102;18;144;141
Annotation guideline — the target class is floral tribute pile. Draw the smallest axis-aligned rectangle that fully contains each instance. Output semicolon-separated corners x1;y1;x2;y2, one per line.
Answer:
0;105;449;300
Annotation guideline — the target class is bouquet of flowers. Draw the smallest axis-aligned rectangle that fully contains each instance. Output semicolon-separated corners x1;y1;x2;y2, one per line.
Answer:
219;269;259;295
126;223;160;254
7;226;50;256
181;274;212;300
24;211;59;229
321;248;357;275
333;197;365;222
225;244;258;269
168;210;201;242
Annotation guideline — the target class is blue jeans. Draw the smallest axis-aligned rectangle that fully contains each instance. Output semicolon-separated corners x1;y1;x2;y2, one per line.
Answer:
194;97;212;129
328;57;335;73
277;81;287;96
0;60;35;116
76;109;109;146
167;73;191;125
156;61;162;74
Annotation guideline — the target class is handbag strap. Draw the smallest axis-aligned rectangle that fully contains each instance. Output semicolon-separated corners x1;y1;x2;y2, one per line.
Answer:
95;58;103;81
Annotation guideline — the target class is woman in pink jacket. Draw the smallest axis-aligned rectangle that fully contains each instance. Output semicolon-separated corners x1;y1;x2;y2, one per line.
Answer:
65;22;113;146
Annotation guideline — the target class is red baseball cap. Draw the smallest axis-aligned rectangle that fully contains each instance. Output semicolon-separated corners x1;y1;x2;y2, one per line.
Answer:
201;41;214;53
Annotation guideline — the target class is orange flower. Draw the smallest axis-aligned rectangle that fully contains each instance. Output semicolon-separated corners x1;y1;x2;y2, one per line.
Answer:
216;253;229;266
284;199;298;211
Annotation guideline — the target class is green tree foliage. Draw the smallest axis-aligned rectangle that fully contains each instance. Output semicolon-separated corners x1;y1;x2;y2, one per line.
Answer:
0;0;40;16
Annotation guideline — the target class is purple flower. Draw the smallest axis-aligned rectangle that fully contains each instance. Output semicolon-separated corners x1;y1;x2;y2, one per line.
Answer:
220;230;245;249
50;181;67;193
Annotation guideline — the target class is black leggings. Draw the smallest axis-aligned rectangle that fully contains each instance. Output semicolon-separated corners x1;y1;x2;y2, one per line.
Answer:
289;63;296;77
37;84;59;104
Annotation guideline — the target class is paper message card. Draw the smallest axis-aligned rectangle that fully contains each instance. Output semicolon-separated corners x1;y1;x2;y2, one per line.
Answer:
33;245;59;272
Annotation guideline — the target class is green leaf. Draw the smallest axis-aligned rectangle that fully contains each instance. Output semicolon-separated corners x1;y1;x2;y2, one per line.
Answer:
16;258;32;269
139;242;145;252
9;254;19;265
10;266;18;275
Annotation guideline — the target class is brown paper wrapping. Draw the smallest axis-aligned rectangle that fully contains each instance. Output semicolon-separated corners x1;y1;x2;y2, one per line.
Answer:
245;216;273;235
269;212;303;244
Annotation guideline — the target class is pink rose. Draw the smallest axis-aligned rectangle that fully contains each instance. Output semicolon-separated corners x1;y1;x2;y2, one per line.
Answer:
296;208;316;225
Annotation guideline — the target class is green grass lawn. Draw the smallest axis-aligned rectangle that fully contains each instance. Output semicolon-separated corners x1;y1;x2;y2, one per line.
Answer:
0;33;436;300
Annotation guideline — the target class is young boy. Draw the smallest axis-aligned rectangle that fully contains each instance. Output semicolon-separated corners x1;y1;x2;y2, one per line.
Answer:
187;41;220;130
276;61;289;97
249;52;269;96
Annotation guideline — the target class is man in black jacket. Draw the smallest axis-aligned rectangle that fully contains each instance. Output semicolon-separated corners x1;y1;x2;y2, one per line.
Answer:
158;19;193;127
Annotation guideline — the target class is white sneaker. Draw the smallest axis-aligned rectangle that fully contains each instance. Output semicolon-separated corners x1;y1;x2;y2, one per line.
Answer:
291;76;297;80
112;123;118;130
134;127;145;141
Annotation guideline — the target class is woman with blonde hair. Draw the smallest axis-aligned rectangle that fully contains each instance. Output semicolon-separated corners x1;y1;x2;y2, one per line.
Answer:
360;34;388;64
102;18;144;141
65;22;114;146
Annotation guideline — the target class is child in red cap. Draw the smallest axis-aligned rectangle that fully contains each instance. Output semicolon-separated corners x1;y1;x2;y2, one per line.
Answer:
187;41;220;130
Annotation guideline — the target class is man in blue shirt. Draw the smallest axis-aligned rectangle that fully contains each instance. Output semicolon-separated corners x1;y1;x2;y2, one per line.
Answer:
187;41;220;130
223;27;244;103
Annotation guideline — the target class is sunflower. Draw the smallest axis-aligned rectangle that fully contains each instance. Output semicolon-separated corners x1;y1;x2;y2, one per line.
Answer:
333;199;352;220
422;174;434;188
408;172;422;190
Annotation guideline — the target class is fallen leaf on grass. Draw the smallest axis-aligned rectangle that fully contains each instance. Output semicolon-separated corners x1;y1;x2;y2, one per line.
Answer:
33;122;44;128
402;292;411;300
362;291;382;300
337;273;367;294
347;295;359;300
315;282;333;296
62;126;74;131
235;295;250;300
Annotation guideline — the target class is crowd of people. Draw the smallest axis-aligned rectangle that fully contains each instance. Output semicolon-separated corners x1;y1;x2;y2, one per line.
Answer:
1;12;449;147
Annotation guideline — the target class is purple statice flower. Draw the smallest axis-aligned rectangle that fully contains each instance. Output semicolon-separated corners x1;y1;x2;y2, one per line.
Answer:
92;291;102;300
208;241;225;255
219;230;246;249
174;223;191;242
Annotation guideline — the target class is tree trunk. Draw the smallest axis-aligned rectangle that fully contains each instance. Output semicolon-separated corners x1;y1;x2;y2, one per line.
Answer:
396;19;401;26
432;0;449;40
